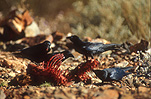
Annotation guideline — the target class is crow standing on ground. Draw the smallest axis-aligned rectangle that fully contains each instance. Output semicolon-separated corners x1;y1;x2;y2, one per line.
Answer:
93;67;133;87
16;40;51;62
67;35;121;60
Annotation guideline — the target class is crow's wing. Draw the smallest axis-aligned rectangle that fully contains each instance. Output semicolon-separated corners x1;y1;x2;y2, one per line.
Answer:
93;70;107;80
121;66;133;72
84;43;105;54
21;43;50;56
21;44;41;55
107;68;126;81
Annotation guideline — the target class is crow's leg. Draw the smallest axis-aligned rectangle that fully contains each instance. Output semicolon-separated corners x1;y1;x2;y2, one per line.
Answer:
90;54;94;59
86;56;88;60
118;81;122;88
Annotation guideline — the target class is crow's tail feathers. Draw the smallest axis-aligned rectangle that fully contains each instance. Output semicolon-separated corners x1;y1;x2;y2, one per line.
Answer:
104;44;122;50
121;66;133;72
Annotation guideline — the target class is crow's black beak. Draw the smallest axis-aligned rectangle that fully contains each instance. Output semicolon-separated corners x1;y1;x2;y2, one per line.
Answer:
67;36;71;39
92;69;95;72
70;54;74;58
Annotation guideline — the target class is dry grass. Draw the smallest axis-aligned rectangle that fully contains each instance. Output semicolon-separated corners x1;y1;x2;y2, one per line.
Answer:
66;0;150;43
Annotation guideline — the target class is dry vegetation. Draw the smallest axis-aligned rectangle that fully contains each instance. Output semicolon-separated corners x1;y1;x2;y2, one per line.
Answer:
65;0;150;43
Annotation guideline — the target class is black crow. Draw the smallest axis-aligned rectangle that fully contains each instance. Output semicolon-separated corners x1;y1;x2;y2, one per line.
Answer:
67;35;121;60
17;40;51;62
93;67;133;87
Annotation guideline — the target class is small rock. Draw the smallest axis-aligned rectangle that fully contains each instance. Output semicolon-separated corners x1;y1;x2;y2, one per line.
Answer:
146;48;151;54
25;21;40;37
8;71;16;77
0;90;6;99
23;95;30;99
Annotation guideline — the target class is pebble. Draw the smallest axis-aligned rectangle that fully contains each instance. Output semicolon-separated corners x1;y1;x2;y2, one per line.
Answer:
0;90;6;99
23;95;30;99
8;71;16;77
25;21;40;37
